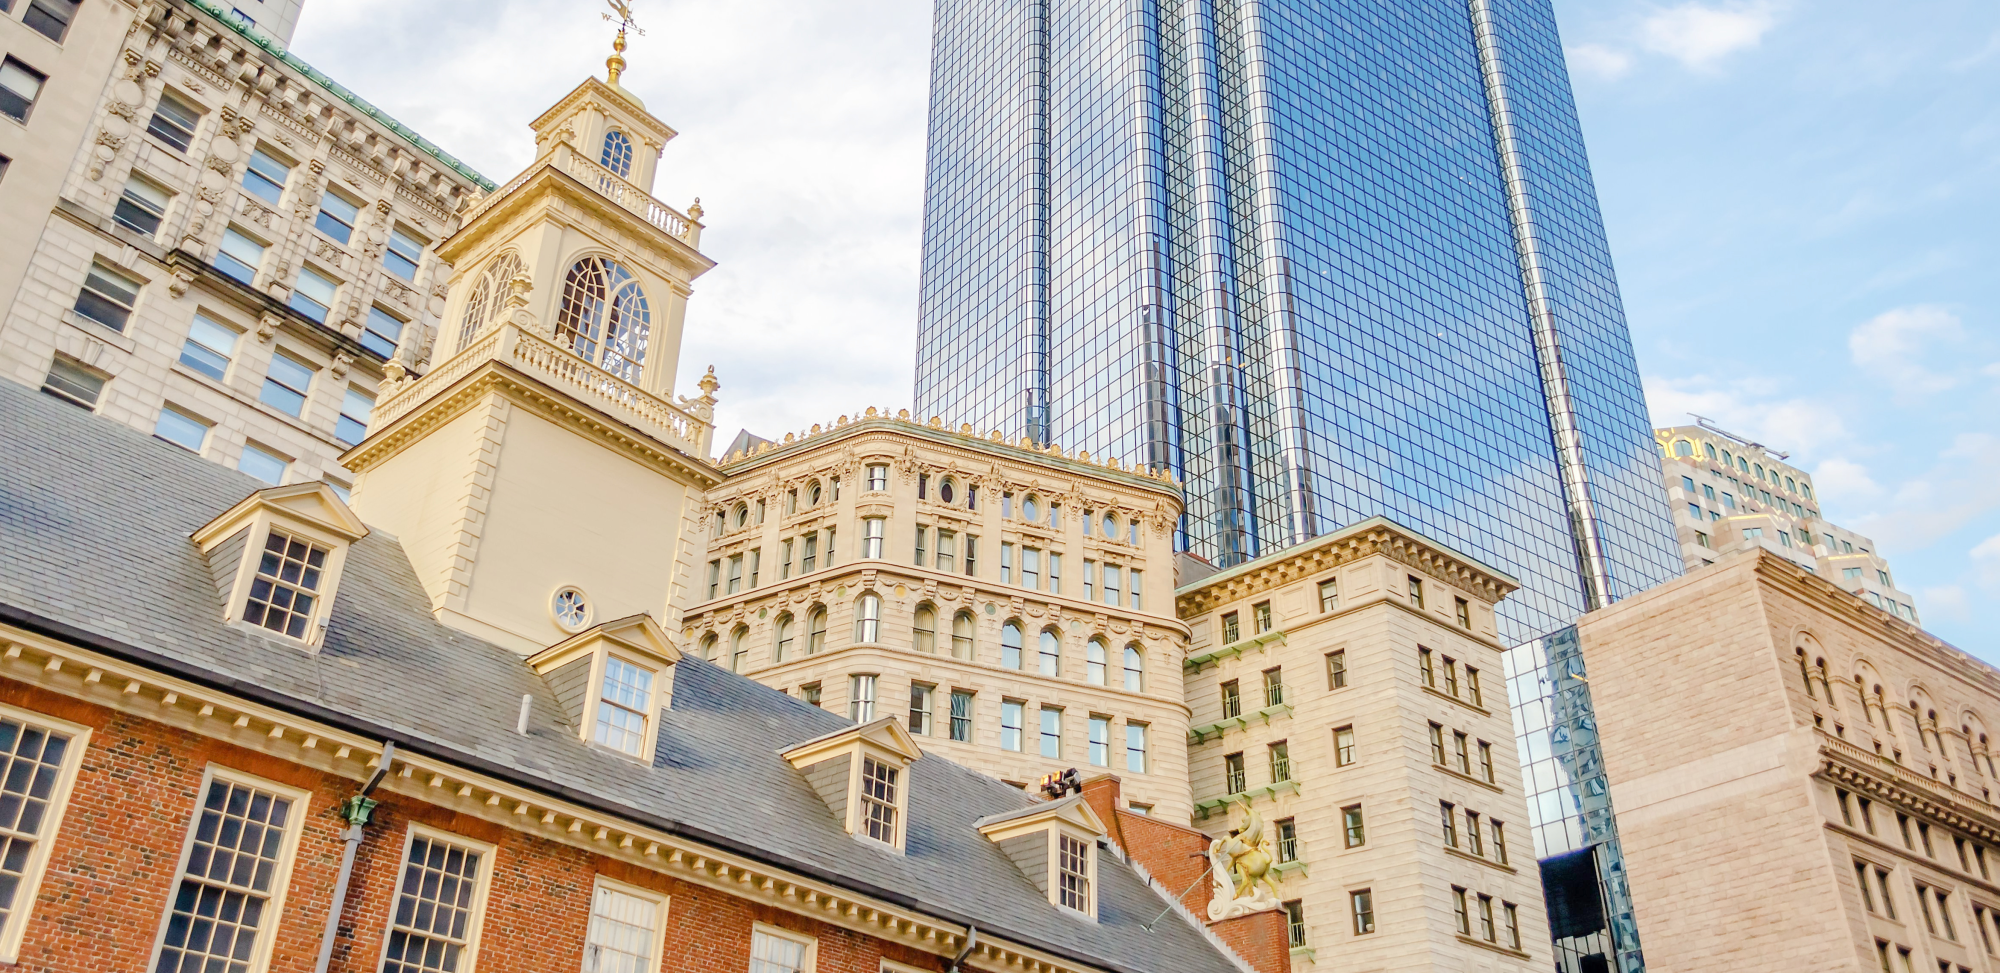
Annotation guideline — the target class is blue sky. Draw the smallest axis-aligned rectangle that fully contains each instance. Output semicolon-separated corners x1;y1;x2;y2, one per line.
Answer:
292;0;1996;655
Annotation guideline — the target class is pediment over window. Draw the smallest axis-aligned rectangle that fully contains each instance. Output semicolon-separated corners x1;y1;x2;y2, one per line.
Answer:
976;796;1106;920
527;613;681;762
783;718;922;852
191;482;369;647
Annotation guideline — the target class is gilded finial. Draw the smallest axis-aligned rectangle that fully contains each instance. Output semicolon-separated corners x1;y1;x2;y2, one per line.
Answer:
698;365;720;402
687;197;704;221
602;0;645;87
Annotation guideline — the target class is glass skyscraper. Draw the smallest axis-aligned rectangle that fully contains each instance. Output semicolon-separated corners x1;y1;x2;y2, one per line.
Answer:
915;2;1679;970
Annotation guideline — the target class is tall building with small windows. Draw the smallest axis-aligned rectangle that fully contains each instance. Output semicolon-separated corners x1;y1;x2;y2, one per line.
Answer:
1657;422;1918;624
1174;519;1550;970
0;0;489;495
1573;548;1997;972
691;419;1195;818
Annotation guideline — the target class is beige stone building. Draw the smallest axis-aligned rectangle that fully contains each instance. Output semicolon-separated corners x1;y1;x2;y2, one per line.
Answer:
1578;548;2000;972
1176;518;1550;970
1657;421;1917;622
682;419;1195;819
0;0;495;496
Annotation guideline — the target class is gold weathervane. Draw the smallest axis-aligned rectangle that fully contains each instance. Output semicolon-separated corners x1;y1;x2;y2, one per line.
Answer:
602;0;645;86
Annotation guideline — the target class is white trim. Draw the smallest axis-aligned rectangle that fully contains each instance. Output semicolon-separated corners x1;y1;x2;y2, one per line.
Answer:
0;702;91;964
377;823;498;973
582;874;669;973
750;921;818;973
144;764;311;973
881;962;931;973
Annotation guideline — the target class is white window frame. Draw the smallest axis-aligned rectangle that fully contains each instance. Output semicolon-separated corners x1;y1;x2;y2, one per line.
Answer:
146;764;309;973
749;922;817;973
593;652;659;758
224;519;353;646
581;874;668;973
0;703;90;963
377;823;496;973
1049;827;1098;921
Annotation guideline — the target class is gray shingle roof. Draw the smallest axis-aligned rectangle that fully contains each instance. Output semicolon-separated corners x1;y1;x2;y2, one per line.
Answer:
0;379;1241;973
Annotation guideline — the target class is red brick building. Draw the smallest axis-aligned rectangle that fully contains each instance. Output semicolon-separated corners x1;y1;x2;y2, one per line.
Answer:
0;378;1281;973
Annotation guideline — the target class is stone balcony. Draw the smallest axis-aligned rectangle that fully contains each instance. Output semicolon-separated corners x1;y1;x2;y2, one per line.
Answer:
463;143;703;250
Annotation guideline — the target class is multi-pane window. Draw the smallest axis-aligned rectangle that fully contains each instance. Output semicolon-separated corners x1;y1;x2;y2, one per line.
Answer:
595;656;654;756
1467;667;1483;707
315;189;361;245
1268;741;1291;782
1478;741;1495;782
1491;821;1508;864
1275;818;1298;863
1318;579;1338;611
289;266;338;323
806;609;826;654
215;228;266;284
1087;641;1108;685
1022;547;1040;589
582;881;661;973
866;464;888;491
1441;801;1459;847
1223;752;1246;794
1453;887;1471;935
748;929;810;973
1284;900;1306;948
114;175;171;236
180;313;238;380
244;529;326;639
0;714;78;944
22;0;80;42
260;351;314;417
950;691;973;742
1264;667;1285;707
1037;629;1060;676
908;684;933;735
1478;894;1496;941
800;534;818;572
1039;707;1062;758
1342;804;1365;847
1102;564;1121;606
40;356;103;409
1089;716;1110;766
242;147;290;204
859;756;898;844
1408;576;1425;609
1454;731;1471;774
937;530;957;573
1253;601;1272;633
383;832;487;973
1328;650;1347;689
0;57;46;122
363;307;406;359
861;517;885;559
153;775;298;973
1504;902;1521;949
1351;889;1375;934
238;444;287;485
1001;701;1023;751
848;674;876;722
336;388;376;447
1123;646;1144;692
385;227;425;280
1466;811;1484;855
1220;680;1242;719
1058;833;1090;912
154;404;211;452
1126;723;1148;773
1429;722;1446;764
74;260;142;332
1420;647;1436;687
1334;726;1355;766
1443;657;1459;696
912;605;936;654
1455;598;1472;629
1221;611;1240;643
146;91;203;151
725;556;743;596
950;612;974;660
1001;622;1023;669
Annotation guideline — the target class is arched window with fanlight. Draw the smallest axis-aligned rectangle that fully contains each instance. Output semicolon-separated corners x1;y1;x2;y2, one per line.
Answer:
1123;644;1145;692
913;604;937;653
600;129;634;179
1001;621;1024;670
457;251;526;352
854;593;882;643
951;611;975;661
806;607;827;655
554;255;651;382
772;613;794;663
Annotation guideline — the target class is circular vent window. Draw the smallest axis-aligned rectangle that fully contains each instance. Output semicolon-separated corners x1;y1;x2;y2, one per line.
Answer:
551;586;592;632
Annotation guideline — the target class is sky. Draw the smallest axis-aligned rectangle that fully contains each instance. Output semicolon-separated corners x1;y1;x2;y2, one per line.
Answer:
289;0;1998;657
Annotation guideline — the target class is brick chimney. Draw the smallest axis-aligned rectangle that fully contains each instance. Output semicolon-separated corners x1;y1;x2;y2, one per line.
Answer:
1079;775;1291;973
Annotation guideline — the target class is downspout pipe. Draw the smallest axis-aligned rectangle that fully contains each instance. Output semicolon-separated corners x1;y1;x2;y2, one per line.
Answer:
947;924;978;973
313;741;396;973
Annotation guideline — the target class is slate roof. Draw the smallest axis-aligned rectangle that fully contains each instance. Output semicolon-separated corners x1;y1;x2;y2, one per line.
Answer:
0;379;1242;973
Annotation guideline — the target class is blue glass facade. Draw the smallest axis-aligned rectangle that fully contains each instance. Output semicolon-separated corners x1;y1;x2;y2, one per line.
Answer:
917;4;1679;970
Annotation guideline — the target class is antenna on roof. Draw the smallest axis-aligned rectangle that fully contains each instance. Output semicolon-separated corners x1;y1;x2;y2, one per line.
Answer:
1689;414;1789;461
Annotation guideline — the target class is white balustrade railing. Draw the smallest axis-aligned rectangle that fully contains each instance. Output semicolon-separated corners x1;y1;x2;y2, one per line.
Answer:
559;152;700;247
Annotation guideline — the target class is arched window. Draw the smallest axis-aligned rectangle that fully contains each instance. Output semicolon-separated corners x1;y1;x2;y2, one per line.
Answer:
1674;440;1693;457
554;255;651;382
773;613;794;662
913;604;937;653
807;480;822;506
1086;639;1108;685
600;129;634;178
855;593;882;643
730;626;749;673
1038;629;1061;676
1704;442;1718;460
1124;645;1145;692
1795;649;1814;697
1001;621;1024;670
698;633;718;662
806;607;827;654
733;504;750;530
456;251;525;352
951;611;975;660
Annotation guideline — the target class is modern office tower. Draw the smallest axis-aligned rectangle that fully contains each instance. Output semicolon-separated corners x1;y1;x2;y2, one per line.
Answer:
0;0;487;493
695;417;1194;818
917;2;1679;969
1657;421;1918;623
1177;519;1550;970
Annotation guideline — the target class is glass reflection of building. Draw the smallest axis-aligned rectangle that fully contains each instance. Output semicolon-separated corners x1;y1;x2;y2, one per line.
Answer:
915;2;1679;970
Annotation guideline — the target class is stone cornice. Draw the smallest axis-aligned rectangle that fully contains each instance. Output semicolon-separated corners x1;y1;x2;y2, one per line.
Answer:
528;76;676;145
436;159;711;278
0;617;1169;973
1748;552;1996;695
1174;517;1519;617
1816;729;2000;843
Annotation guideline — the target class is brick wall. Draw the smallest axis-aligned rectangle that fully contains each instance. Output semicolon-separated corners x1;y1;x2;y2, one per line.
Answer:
0;678;942;973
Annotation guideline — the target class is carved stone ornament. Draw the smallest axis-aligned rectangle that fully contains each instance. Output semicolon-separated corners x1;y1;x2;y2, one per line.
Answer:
312;239;344;262
1207;801;1283;921
256;313;281;344
204;154;235;175
167;269;197;298
329;351;354;379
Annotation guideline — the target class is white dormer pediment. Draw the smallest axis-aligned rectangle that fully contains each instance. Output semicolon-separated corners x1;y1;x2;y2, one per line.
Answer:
783;718;921;852
527;613;680;762
191;483;369;649
976;796;1106;920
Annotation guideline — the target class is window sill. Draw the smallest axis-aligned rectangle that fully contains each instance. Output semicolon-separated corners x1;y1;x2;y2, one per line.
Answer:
1423;684;1492;717
1288;946;1316;963
1193;780;1300;819
61;309;137;354
1454;935;1529;960
1445;844;1517;874
1434;762;1505;794
1189;704;1294;745
1184;630;1287;672
1272;860;1309;879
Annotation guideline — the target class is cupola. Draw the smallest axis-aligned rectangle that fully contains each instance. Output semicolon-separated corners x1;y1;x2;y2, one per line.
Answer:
782;718;923;852
191;482;369;648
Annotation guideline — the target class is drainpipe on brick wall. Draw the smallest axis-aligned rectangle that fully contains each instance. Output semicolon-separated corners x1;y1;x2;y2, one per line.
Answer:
946;924;978;973
314;741;396;973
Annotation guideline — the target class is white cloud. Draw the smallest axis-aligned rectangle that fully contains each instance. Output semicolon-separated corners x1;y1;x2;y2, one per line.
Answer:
1921;585;1969;624
1640;2;1782;69
1567;44;1635;80
1811;458;1883;504
1849;305;1968;397
1849;434;2000;551
1642;373;1848;454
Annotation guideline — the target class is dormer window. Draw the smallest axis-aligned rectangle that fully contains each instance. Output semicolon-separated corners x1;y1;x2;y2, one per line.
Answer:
192;483;368;648
976;796;1105;920
527;614;680;764
1058;833;1091;911
783;718;921;853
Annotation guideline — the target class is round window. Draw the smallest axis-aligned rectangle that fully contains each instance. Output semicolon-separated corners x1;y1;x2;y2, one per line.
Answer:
1022;496;1040;521
808;480;823;505
939;478;956;504
551;586;592;632
734;504;750;528
1102;513;1118;537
